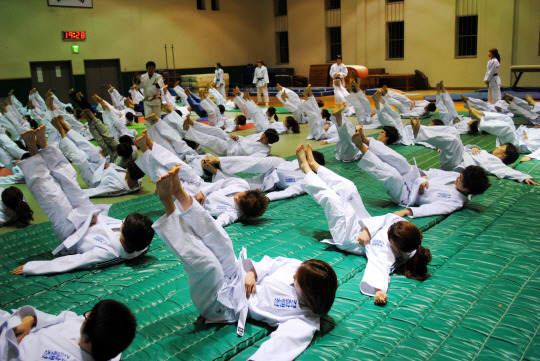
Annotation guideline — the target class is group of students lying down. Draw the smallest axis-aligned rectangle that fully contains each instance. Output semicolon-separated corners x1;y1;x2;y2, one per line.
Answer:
0;76;539;360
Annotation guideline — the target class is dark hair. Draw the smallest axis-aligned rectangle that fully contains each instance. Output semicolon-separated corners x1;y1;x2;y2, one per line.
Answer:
237;189;269;218
216;62;222;69
502;143;519;164
117;143;133;159
336;55;342;60
75;108;83;119
267;107;278;121
184;139;198;150
430;119;444;126
119;135;133;145
125;112;134;122
263;129;279;144
175;109;183;117
461;166;490;195
1;187;33;227
24;116;39;130
285;116;300;133
295;259;337;314
312;150;325;166
83;299;137;361
146;61;156;69
468;120;480;135
215;105;224;115
489;48;501;63
256;59;265;66
388;221;431;281
127;162;145;180
321;109;331;121
65;106;74;114
426;103;436;112
317;100;325;108
121;212;154;252
236;115;247;126
382;126;400;145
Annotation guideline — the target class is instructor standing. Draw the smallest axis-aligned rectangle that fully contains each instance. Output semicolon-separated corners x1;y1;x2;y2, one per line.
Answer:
135;61;164;117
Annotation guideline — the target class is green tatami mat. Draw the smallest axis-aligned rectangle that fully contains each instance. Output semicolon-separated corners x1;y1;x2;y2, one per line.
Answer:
2;129;540;361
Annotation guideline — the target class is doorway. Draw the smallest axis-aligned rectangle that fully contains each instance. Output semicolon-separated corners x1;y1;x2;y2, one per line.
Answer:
29;61;74;103
84;59;122;101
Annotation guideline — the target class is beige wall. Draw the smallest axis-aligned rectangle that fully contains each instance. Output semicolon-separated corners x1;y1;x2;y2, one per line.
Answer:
0;0;275;78
289;0;540;88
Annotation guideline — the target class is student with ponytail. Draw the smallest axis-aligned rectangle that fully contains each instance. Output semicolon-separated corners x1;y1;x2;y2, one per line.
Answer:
297;143;432;306
0;186;33;227
484;48;501;104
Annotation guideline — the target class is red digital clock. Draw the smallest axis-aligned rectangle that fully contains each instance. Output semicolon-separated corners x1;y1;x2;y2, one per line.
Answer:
62;31;86;40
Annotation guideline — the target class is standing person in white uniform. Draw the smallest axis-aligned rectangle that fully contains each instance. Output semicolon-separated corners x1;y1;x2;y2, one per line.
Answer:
484;48;501;104
214;62;226;99
152;164;338;360
10;127;154;276
253;59;270;106
352;126;490;218
411;118;538;185
0;299;136;361
0;186;33;227
296;143;432;306
135;61;164;117
329;55;348;86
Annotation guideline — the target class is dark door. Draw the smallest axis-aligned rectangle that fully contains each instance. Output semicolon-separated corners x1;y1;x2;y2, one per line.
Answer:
84;59;122;101
30;61;74;103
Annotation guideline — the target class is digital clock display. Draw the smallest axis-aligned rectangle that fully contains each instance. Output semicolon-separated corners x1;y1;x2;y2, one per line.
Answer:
62;31;86;40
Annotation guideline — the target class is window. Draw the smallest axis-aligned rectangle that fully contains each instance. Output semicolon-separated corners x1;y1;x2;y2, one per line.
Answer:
328;27;342;62
211;0;219;11
196;0;205;10
326;0;340;10
274;0;287;16
277;32;289;64
456;16;477;57
387;21;404;59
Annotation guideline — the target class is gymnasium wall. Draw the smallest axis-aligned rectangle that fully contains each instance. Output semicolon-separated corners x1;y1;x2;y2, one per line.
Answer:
290;0;540;88
0;0;275;80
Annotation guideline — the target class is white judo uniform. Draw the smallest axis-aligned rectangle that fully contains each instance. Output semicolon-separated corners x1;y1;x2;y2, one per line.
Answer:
346;91;379;128
477;113;540;155
333;116;363;162
384;91;430;117
98;101;138;140
415;125;533;183
464;96;512;116
0;306;121;361
185;122;271;157
359;138;469;218
108;87;126;111
147;119;198;160
301;166;415;296
276;87;307;124
17;145;146;275
129;87;145;104
329;62;348;86
214;68;227;98
484;58;501;104
507;96;540;125
153;198;321;361
235;95;287;134
0;111;30;142
332;83;355;116
0;131;27;170
218;156;306;201
253;66;270;104
200;97;225;128
303;96;338;141
137;71;165;117
376;102;413;145
29;91;47;112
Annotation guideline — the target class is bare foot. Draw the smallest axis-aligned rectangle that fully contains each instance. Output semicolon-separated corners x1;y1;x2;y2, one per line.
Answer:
372;91;382;109
124;98;134;109
156;170;174;200
243;89;251;102
281;90;289;102
461;93;469;103
411;117;421;138
174;80;180;87
82;109;95;121
170;164;182;196
51;117;63;133
45;96;55;110
305;143;320;172
184;88;192;97
136;132;149;152
204;155;220;167
277;83;283;92
351;127;368;154
35;125;48;149
56;115;70;132
382;85;388;96
21;130;38;156
233;87;241;96
296;144;311;174
525;94;535;106
202;160;218;175
332;102;346;116
468;107;483;120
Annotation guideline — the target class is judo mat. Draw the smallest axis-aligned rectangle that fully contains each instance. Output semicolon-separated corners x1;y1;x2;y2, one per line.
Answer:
2;123;540;361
